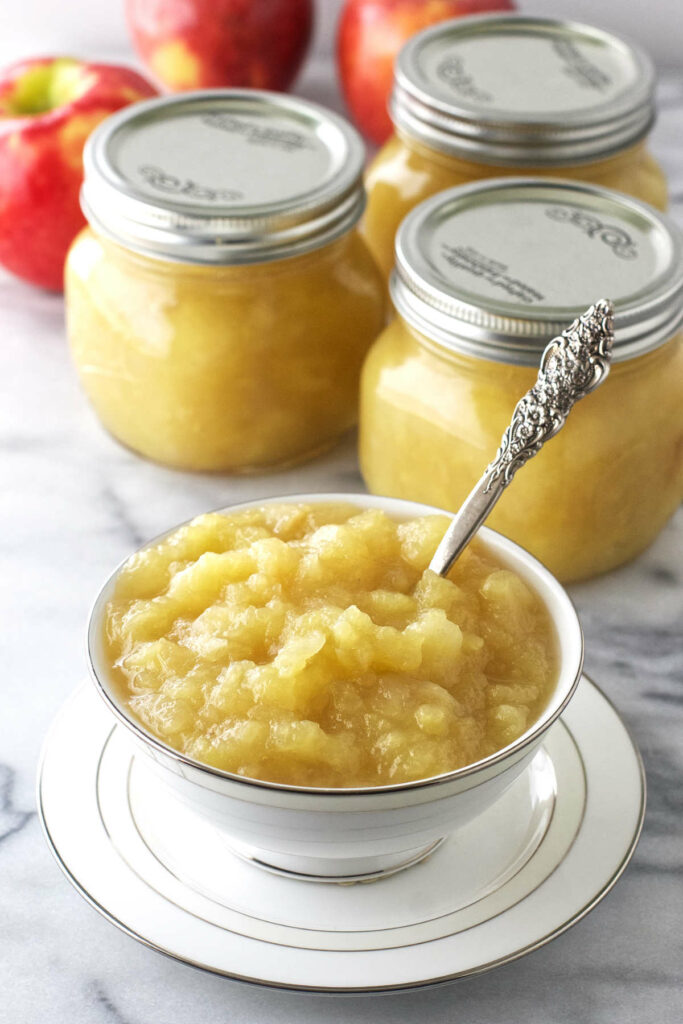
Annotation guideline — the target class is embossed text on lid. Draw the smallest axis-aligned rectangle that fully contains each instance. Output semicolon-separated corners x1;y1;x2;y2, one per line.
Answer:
392;15;656;166
392;178;683;364
81;91;366;264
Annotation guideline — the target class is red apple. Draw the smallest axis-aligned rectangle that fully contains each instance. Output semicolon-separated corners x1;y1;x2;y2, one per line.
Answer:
338;0;516;146
0;57;157;292
126;0;314;92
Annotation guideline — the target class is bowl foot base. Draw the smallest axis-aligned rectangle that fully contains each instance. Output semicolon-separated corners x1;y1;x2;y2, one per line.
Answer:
224;836;447;884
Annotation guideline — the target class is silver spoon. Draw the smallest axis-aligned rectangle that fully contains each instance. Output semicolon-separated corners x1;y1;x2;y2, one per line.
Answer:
429;299;615;577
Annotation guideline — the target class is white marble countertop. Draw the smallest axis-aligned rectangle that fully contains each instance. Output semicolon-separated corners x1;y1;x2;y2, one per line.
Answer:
2;50;682;1023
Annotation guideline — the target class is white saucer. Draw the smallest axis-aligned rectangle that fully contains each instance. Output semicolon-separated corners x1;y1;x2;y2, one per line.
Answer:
38;677;645;993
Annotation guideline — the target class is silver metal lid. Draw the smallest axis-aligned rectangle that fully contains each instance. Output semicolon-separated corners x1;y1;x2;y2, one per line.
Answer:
391;178;683;365
391;15;656;166
81;90;366;264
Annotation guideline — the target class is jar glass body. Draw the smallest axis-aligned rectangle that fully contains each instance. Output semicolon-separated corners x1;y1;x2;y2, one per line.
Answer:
362;133;669;279
66;228;385;472
359;317;683;582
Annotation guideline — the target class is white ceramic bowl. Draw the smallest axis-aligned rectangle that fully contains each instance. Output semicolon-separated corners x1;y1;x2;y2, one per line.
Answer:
88;493;584;882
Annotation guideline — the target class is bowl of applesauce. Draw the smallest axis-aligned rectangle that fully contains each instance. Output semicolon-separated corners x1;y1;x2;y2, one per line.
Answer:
88;494;583;882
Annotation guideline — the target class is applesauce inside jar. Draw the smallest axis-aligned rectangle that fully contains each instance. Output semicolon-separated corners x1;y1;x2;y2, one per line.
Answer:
362;15;667;281
104;502;557;788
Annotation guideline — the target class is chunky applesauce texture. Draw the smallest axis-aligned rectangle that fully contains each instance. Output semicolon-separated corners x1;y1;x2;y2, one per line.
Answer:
105;503;557;787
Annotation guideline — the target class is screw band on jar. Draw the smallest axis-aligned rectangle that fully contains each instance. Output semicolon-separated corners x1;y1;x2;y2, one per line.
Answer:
81;90;367;265
391;178;683;366
390;15;656;167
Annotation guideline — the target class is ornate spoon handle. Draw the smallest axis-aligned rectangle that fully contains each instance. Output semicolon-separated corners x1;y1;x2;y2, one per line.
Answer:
428;299;614;577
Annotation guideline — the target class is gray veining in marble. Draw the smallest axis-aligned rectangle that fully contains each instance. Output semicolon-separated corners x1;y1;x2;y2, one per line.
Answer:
1;39;682;1024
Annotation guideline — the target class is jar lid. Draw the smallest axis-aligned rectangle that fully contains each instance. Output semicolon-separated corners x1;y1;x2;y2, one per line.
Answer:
391;15;656;166
392;178;683;365
81;90;366;264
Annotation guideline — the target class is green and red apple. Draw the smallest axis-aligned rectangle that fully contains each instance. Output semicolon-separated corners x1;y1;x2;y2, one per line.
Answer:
0;57;157;291
126;0;314;92
337;0;517;146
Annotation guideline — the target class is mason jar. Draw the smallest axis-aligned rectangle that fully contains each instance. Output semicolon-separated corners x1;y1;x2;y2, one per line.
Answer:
66;91;385;472
363;14;667;280
360;178;683;582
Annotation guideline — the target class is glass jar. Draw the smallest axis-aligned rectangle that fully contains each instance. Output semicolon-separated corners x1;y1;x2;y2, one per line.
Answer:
363;15;667;280
66;91;385;472
360;179;683;582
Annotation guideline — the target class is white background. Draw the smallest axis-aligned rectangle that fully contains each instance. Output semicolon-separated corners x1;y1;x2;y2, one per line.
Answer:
0;0;680;75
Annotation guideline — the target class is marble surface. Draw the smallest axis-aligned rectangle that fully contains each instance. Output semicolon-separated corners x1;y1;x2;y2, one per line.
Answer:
1;50;683;1024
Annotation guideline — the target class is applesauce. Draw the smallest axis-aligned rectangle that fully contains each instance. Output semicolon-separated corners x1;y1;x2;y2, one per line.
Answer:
362;15;667;280
104;503;557;788
66;92;384;471
359;179;683;582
